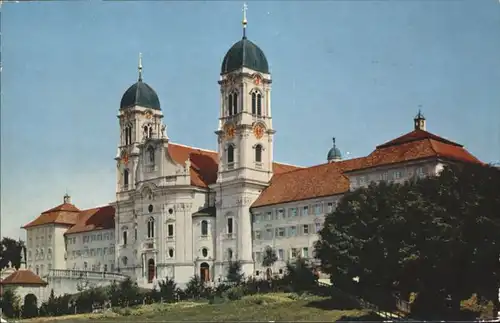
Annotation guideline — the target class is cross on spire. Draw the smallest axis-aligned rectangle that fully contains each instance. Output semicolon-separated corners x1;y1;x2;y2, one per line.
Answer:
138;52;143;81
242;3;248;39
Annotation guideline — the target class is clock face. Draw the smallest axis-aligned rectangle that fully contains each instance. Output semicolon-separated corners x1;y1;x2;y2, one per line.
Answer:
144;110;153;119
253;124;265;139
224;124;236;139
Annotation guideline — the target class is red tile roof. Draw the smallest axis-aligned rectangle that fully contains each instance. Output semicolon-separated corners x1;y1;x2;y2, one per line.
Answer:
252;129;482;208
0;269;47;286
65;205;115;235
22;203;81;229
167;142;301;187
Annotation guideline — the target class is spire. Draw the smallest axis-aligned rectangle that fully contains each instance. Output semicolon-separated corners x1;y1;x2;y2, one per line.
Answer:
242;2;248;39
138;52;143;82
332;137;336;148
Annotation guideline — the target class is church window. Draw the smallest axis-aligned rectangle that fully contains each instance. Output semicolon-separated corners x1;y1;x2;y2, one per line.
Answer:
227;218;233;236
201;220;208;236
227;145;235;164
147;217;155;238
227;94;233;116
122;230;128;245
167;224;175;238
149;126;153;139
148;204;153;213
202;248;208;257
232;92;238;115
147;146;155;164
123;169;129;188
251;91;263;116
255;144;263;163
168;248;174;258
124;126;132;145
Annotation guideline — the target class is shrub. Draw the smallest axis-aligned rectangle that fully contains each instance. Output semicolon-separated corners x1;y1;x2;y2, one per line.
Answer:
224;286;245;301
0;288;20;318
22;293;38;318
158;276;177;303
184;275;206;300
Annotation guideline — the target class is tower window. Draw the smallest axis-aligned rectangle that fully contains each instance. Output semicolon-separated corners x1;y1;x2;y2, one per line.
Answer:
123;169;129;187
124;126;132;145
227;218;233;235
228;91;238;116
149;127;153;138
255;144;263;163
201;220;208;236
147;217;155;238
227;145;235;164
251;91;262;116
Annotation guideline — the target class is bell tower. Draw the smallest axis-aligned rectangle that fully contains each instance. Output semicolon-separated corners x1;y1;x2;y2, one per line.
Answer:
115;53;165;194
211;3;274;281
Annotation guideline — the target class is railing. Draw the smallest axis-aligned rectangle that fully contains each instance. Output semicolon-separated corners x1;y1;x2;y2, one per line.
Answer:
48;269;127;280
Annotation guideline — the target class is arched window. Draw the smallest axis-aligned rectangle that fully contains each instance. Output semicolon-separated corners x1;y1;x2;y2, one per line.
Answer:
147;217;155;238
147;146;155;163
255;145;263;163
149;126;153;139
251;91;262;116
122;230;128;245
202;248;208;257
168;248;174;258
227;93;232;116
134;227;138;240
36;265;39;275
232;92;238;115
201;220;208;236
227;145;235;164
257;93;262;116
227;248;233;260
122;256;128;266
251;92;256;114
124;169;129;187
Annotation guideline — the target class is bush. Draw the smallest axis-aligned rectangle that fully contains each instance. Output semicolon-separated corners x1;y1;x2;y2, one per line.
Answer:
22;293;38;318
0;288;20;318
224;286;245;301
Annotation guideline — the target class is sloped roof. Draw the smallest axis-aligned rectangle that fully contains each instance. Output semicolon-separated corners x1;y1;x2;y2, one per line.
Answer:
252;129;482;208
0;269;47;286
22;203;81;229
167;142;302;188
65;205;115;235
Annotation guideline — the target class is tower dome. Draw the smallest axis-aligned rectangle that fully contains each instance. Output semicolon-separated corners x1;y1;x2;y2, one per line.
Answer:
220;3;269;75
221;38;269;75
120;54;161;110
327;137;342;162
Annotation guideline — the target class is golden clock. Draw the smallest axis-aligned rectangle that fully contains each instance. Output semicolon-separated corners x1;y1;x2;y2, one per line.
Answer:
121;150;129;165
144;110;153;119
253;74;262;85
253;124;265;139
224;124;236;139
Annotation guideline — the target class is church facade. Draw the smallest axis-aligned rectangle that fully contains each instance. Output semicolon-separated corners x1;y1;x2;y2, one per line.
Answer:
21;12;482;292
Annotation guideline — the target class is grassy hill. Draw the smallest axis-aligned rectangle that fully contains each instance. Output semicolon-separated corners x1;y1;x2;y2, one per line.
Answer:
24;293;378;322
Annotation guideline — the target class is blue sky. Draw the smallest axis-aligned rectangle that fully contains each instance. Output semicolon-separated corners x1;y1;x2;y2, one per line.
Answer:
1;0;499;240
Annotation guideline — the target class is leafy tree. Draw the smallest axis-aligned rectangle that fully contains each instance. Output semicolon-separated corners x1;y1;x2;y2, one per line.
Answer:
226;260;244;285
118;277;140;306
184;275;206;299
283;257;318;294
0;288;20;318
158;277;177;303
261;246;278;280
314;164;500;319
22;293;38;318
0;238;24;270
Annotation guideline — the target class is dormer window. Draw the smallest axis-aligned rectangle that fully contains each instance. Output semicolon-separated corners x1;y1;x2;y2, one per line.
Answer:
251;91;262;116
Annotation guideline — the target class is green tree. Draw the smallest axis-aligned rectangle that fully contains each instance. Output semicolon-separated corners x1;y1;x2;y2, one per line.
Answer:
226;260;244;285
0;237;24;270
314;164;500;319
184;275;206;300
283;257;318;294
0;288;20;318
158;277;177;303
261;246;278;280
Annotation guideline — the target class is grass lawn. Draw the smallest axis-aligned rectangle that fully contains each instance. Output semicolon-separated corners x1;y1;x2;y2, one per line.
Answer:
24;293;379;322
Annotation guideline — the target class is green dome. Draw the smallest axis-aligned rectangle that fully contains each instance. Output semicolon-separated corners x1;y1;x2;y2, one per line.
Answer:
120;80;160;110
327;147;342;161
327;138;342;162
221;37;269;75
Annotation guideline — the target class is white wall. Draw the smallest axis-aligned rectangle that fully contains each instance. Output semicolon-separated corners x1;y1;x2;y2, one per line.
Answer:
65;229;116;272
